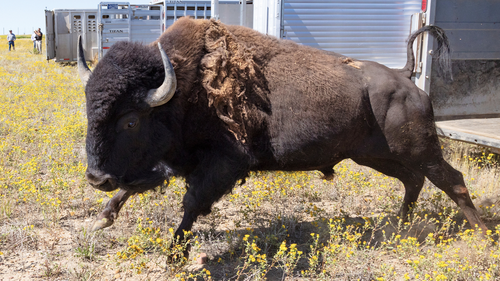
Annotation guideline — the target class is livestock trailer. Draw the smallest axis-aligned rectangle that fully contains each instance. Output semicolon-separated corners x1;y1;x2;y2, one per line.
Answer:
98;2;163;59
45;9;98;62
45;2;163;62
45;1;251;62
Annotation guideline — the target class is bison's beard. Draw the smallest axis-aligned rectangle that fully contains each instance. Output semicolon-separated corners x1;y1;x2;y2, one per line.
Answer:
120;162;173;192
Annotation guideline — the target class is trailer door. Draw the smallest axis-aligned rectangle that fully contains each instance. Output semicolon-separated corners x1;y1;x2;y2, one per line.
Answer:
71;13;85;61
85;13;98;61
98;3;162;59
54;11;72;61
98;3;132;60
428;0;500;118
422;0;500;152
45;10;56;60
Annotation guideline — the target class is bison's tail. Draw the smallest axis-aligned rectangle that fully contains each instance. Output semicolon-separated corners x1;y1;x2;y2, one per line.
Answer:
397;25;453;81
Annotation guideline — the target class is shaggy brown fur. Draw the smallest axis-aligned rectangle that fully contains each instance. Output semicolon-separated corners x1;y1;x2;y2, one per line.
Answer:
200;20;269;142
159;18;358;143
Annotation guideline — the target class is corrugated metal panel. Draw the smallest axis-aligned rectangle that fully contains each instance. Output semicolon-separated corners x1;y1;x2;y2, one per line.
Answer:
282;0;421;68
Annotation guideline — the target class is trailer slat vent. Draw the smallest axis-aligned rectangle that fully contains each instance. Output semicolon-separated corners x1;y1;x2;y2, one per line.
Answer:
73;15;82;33
165;2;211;26
88;15;97;32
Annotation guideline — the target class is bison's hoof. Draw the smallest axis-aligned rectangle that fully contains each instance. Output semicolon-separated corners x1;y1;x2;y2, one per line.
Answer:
91;217;113;231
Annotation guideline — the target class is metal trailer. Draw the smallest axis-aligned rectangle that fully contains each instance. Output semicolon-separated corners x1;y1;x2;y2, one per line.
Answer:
415;0;500;153
98;2;164;59
45;9;98;62
45;2;163;62
149;0;253;29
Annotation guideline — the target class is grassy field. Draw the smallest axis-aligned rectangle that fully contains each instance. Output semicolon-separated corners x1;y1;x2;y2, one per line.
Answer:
1;38;500;280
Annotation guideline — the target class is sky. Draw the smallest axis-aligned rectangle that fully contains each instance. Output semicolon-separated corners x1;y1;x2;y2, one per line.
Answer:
0;0;153;35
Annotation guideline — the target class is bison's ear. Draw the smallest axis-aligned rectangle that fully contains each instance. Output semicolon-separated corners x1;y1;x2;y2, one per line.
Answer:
145;43;177;107
77;35;92;86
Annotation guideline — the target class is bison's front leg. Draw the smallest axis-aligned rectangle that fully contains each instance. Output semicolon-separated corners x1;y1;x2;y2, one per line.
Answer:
166;194;200;264
92;189;136;231
171;152;249;258
175;195;198;241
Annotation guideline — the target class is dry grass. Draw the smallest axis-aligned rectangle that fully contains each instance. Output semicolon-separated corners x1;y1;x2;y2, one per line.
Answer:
1;38;500;280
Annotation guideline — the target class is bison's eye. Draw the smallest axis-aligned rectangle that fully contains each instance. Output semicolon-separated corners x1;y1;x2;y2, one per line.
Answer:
123;118;139;130
127;121;137;129
117;113;141;132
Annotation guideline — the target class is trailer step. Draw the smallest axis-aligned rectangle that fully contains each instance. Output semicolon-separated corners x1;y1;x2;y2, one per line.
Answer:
436;118;500;154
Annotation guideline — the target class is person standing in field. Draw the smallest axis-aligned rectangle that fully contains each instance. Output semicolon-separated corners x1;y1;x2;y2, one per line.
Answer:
7;30;16;51
35;28;43;54
31;30;37;51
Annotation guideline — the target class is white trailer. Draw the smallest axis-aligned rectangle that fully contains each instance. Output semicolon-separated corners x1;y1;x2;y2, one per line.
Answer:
98;2;163;59
45;9;98;62
45;2;163;62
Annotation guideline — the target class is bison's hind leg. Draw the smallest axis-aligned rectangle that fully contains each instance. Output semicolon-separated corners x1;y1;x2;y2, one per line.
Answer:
419;159;487;232
352;158;425;221
319;159;343;181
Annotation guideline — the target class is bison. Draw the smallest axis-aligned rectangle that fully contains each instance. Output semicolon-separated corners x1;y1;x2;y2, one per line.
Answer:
78;18;486;242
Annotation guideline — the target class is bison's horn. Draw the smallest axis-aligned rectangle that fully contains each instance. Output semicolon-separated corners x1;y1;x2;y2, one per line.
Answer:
146;43;177;107
77;35;92;86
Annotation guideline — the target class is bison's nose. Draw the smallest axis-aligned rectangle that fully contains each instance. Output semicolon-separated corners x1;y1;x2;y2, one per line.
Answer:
85;169;118;192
